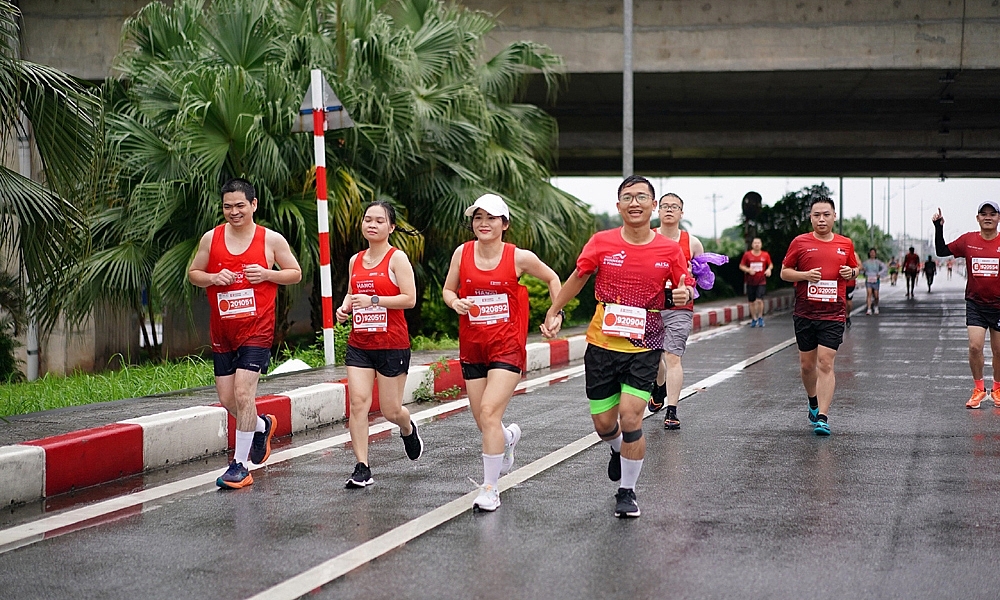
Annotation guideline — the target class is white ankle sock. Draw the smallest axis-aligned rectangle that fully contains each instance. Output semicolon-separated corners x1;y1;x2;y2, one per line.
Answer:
482;453;503;486
235;430;254;465
620;457;643;490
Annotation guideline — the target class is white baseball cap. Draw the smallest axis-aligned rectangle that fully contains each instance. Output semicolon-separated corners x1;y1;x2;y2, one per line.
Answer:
977;200;1000;214
464;194;510;220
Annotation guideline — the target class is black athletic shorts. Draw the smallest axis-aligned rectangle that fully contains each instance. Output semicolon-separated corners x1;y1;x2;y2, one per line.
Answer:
793;315;845;352
213;346;271;377
966;299;1000;331
345;345;410;377
583;344;661;400
461;361;522;380
747;284;767;303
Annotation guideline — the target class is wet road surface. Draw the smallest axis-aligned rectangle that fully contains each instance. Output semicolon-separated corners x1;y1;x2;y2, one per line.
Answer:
2;277;998;600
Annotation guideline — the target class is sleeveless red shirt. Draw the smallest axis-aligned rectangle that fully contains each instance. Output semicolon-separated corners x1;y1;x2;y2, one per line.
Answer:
207;224;277;352
347;247;410;350
668;229;694;311
457;241;529;369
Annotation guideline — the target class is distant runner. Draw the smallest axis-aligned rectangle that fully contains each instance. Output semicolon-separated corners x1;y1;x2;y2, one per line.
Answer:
888;256;900;286
861;248;887;315
740;237;773;328
923;256;937;293
903;247;921;299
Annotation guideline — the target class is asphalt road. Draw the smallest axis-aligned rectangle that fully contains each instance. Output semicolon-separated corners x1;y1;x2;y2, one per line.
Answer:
2;276;998;600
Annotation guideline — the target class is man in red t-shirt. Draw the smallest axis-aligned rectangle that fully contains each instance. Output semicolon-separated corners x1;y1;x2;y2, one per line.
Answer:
933;201;1000;409
542;175;689;519
902;247;921;299
780;197;858;436
189;178;302;489
739;237;773;328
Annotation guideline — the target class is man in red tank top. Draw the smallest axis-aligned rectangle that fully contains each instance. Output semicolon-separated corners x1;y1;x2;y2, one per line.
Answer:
647;193;703;431
189;178;302;489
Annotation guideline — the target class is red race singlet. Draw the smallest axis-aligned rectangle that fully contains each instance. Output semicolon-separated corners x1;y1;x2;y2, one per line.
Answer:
457;241;529;370
347;247;410;350
207;224;278;352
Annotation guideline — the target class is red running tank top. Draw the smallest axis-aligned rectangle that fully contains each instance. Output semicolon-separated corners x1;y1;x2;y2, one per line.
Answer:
348;247;410;350
669;229;695;311
457;241;529;368
207;224;277;352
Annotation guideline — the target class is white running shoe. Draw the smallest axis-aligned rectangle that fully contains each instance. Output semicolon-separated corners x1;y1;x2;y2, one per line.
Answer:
500;423;521;475
874;306;880;314
473;484;501;512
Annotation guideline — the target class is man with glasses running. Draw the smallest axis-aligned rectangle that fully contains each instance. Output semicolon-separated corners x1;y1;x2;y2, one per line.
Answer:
542;175;690;518
647;193;703;431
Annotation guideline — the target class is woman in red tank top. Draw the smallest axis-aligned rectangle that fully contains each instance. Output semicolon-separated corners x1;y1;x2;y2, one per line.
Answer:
336;201;423;489
442;194;563;512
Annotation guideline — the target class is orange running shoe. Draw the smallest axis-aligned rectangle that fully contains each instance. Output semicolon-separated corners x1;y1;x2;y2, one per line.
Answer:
992;389;1000;408
966;389;987;409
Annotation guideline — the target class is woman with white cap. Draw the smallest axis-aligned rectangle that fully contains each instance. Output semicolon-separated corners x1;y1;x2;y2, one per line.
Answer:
442;193;563;512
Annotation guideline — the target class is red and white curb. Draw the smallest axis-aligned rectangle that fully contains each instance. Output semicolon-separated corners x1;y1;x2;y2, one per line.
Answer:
0;295;790;505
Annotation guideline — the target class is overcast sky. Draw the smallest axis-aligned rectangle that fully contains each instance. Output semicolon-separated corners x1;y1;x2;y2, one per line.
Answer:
552;176;1000;246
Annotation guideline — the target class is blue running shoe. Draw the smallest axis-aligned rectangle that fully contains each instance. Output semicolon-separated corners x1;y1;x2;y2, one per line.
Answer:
808;406;819;424
813;420;831;436
216;460;253;489
758;317;765;328
750;318;758;328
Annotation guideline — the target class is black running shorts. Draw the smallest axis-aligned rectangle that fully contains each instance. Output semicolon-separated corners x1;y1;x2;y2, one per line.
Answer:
584;344;661;400
460;361;522;380
345;345;411;377
966;299;1000;332
747;284;767;303
213;346;271;377
793;316;845;352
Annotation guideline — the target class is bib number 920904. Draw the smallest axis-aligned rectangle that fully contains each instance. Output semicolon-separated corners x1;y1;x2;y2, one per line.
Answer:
601;303;647;340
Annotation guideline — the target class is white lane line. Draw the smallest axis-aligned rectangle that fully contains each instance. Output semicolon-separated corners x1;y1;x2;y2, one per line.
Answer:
0;367;588;555
247;336;798;600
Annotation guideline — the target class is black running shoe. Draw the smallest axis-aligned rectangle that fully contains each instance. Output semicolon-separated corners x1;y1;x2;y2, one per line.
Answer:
249;414;276;465
608;448;621;482
663;406;680;430
401;420;423;461
345;462;373;489
647;383;667;413
614;487;640;518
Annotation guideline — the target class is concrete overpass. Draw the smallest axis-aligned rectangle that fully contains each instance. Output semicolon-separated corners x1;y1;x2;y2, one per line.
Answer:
19;1;1000;177
462;0;1000;177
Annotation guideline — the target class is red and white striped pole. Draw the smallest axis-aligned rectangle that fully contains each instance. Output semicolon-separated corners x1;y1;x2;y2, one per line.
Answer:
310;68;335;365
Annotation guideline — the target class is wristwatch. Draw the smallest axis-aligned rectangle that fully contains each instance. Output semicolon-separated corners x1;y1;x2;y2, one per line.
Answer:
371;295;379;306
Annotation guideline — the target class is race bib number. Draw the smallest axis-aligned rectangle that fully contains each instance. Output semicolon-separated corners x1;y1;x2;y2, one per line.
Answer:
217;289;256;319
353;305;388;332
468;294;510;325
601;304;647;340
807;280;838;303
749;261;764;273
970;257;999;277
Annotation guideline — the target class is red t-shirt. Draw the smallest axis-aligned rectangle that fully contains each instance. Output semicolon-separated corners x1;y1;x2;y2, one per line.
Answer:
457;241;529;369
783;232;858;322
903;252;921;273
206;224;278;352
948;232;1000;309
348;247;410;350
741;250;772;286
577;228;689;352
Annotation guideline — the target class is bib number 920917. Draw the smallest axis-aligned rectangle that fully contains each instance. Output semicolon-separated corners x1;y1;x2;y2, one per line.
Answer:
601;303;647;340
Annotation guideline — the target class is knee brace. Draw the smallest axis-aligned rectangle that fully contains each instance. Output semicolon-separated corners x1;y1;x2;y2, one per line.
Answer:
597;422;620;440
622;428;643;443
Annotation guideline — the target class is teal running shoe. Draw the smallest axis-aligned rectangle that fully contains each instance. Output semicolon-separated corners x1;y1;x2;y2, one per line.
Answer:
813;420;831;436
808;406;819;424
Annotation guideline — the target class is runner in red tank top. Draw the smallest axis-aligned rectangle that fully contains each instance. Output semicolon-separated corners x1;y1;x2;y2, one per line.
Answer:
189;179;301;489
649;193;703;430
442;194;563;512
780;196;858;437
335;201;423;488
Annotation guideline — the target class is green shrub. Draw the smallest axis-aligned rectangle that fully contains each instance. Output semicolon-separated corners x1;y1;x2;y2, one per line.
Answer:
521;274;579;331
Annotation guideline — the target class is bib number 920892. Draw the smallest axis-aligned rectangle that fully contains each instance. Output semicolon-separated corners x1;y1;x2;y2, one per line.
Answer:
468;293;510;325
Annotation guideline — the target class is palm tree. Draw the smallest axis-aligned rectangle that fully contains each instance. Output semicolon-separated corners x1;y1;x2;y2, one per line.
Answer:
0;1;95;332
85;0;593;354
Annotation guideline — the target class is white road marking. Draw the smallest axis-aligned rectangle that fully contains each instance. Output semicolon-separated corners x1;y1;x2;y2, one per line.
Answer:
247;336;798;600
